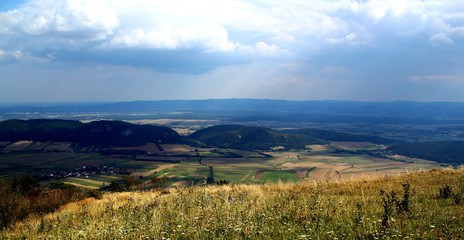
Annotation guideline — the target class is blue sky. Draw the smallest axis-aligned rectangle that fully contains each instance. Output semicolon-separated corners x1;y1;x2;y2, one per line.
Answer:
0;0;463;102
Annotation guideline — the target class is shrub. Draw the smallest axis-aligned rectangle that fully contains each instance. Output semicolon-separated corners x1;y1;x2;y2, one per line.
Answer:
101;181;124;192
0;176;95;229
0;179;30;229
380;189;397;229
85;189;103;200
10;175;40;195
438;185;453;199
216;180;229;185
380;182;412;230
124;176;142;190
397;182;411;213
151;176;168;189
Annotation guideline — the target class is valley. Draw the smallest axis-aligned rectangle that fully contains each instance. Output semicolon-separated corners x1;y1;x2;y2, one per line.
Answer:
0;137;441;189
1;100;463;238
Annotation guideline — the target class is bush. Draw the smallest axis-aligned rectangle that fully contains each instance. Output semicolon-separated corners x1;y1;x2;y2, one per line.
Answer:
380;182;412;230
33;188;87;214
10;175;40;195
151;176;168;189
438;185;453;199
86;189;103;200
101;181;124;192
397;182;411;213
0;179;30;229
0;176;96;229
124;176;142;190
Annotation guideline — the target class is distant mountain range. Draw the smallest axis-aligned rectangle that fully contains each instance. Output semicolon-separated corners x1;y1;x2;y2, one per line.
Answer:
2;99;464;124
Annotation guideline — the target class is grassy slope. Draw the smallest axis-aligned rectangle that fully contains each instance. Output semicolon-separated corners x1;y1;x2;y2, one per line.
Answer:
2;168;464;239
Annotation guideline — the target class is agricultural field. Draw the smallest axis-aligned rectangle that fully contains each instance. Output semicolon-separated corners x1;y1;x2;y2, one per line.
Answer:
128;142;441;187
0;141;442;189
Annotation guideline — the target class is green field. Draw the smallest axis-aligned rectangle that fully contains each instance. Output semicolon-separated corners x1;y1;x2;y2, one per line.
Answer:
0;142;444;189
261;170;298;183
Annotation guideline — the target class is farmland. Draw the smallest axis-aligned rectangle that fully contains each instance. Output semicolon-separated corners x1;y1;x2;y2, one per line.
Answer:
0;140;442;189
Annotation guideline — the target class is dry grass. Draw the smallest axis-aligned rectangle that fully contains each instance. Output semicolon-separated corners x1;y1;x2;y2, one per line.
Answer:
2;168;464;239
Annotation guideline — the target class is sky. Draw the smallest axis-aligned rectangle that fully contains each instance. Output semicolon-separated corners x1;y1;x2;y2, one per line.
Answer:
0;0;463;103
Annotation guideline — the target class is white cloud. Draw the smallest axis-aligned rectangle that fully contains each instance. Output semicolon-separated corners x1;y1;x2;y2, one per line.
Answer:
1;1;461;52
106;26;237;52
409;74;463;83
0;0;463;76
429;33;453;45
328;33;357;44
0;0;119;51
237;42;290;57
0;49;19;64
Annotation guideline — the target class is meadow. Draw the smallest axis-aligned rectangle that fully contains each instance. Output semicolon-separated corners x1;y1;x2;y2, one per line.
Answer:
2;168;463;239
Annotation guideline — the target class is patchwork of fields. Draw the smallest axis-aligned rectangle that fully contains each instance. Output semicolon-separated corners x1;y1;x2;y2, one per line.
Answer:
0;140;442;189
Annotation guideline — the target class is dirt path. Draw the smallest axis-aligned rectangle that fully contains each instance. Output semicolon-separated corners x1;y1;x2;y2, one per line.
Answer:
63;182;99;190
252;170;265;180
241;170;253;181
130;164;175;178
67;177;105;185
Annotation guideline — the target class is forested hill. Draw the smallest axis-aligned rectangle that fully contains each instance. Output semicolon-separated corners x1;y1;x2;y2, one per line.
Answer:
0;119;183;146
0;120;396;149
2;120;464;164
388;141;464;165
189;125;397;150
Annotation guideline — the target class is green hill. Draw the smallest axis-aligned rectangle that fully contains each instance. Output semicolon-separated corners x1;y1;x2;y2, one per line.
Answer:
189;125;309;150
0;119;83;142
388;141;464;165
190;125;397;150
280;128;398;144
69;120;182;146
0;119;183;146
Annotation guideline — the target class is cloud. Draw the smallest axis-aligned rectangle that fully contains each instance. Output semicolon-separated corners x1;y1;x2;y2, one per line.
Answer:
409;74;464;83
52;48;247;74
0;50;19;64
429;33;453;45
1;0;464;102
106;26;236;52
328;33;357;44
1;1;463;61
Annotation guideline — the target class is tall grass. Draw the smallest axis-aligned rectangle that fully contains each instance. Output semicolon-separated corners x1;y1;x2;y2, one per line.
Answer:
2;168;464;239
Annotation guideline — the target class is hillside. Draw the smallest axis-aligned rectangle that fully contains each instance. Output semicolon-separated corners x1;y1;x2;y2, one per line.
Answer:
280;128;398;144
0;119;183;146
388;141;464;165
0;119;83;142
189;125;316;150
2;168;463;239
190;125;396;150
